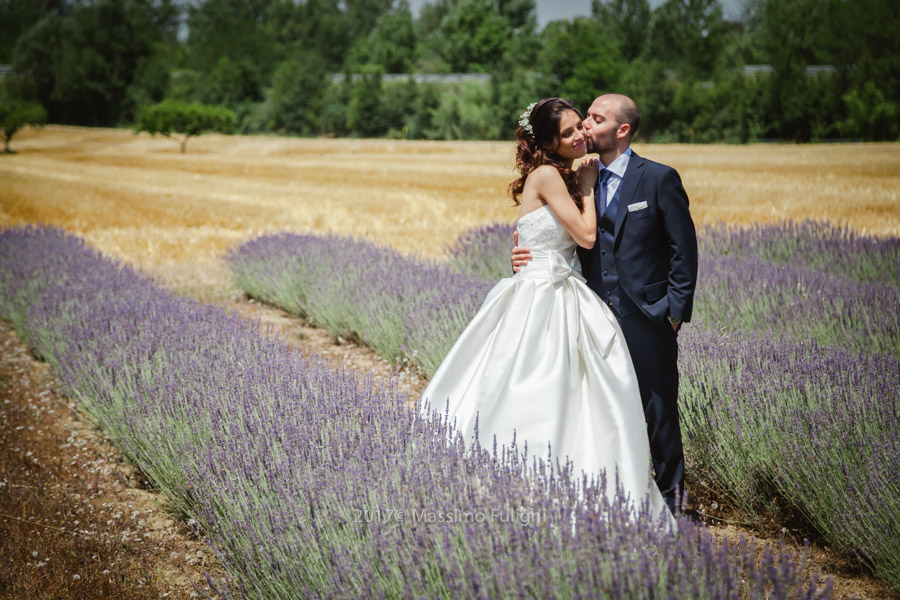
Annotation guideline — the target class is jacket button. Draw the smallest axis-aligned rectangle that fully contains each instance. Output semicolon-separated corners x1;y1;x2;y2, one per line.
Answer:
599;228;605;234
602;270;608;276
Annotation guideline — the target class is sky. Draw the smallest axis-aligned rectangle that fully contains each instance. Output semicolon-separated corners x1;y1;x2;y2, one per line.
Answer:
406;0;747;28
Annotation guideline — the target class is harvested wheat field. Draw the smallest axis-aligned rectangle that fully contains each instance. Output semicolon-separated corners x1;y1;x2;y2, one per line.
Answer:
2;125;898;288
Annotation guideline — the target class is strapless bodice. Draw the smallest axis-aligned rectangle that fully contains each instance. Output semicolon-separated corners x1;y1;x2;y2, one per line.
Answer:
515;205;583;282
517;205;578;254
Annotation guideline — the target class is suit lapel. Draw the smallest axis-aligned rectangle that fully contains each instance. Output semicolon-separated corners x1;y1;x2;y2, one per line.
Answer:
615;152;643;239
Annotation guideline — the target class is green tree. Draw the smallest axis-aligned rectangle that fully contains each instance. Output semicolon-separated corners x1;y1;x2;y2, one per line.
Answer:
0;99;47;153
669;74;763;143
838;81;899;141
349;1;417;73
487;0;539;137
490;65;541;139
346;67;391;137
535;17;624;111
647;0;730;77
135;99;235;153
709;69;770;143
378;78;419;138
0;0;65;62
747;0;829;140
424;0;535;73
265;0;351;70
439;0;510;72
269;55;329;134
591;0;651;62
262;0;395;72
497;0;537;29
343;0;396;40
185;0;276;76
12;0;177;126
202;57;264;109
617;59;676;140
319;70;351;136
405;82;441;139
818;0;900;138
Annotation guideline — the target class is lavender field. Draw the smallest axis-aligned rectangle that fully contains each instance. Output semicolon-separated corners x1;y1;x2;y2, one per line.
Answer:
227;220;900;592
0;226;836;598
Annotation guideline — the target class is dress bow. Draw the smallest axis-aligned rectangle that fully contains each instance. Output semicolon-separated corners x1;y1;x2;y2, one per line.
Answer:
549;251;586;284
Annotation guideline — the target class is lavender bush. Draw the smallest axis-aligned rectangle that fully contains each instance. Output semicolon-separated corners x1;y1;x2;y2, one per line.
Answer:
447;219;900;287
693;252;899;355
226;233;493;377
695;220;900;357
678;326;900;588
448;219;899;354
447;222;516;281
699;220;900;285
0;226;831;598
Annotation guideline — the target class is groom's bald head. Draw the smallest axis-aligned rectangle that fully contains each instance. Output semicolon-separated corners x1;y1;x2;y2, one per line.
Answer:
584;93;641;158
598;94;640;140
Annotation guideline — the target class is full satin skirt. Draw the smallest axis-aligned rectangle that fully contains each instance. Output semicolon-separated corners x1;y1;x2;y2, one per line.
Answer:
421;255;670;521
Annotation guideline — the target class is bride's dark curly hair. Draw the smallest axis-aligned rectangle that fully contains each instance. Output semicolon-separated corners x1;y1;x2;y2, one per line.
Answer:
509;97;585;212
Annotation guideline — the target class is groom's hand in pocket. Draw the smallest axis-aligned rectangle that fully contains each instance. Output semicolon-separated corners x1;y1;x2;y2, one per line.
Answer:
511;230;532;273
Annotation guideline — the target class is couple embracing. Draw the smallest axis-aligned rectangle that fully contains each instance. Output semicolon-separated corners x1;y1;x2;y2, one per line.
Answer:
420;93;699;526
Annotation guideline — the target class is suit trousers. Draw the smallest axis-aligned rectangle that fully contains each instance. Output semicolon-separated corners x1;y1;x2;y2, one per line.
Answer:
617;311;685;514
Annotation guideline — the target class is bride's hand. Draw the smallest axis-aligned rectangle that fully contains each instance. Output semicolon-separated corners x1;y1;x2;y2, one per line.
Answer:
511;230;532;273
577;157;599;195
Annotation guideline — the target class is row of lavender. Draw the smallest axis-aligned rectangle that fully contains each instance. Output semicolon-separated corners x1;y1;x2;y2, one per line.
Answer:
0;226;828;598
684;222;900;590
450;220;899;356
227;233;495;377
226;220;899;590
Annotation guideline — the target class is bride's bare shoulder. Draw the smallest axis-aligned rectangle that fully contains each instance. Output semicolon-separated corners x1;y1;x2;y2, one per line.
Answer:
529;164;562;179
524;165;562;188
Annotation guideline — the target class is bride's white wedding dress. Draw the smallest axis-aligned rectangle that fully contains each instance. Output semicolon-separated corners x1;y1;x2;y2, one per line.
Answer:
421;203;672;524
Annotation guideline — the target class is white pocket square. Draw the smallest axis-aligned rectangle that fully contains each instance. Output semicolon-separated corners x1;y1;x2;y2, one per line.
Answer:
627;201;648;212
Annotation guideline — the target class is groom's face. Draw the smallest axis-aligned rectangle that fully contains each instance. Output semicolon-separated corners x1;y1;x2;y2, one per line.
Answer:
583;98;621;154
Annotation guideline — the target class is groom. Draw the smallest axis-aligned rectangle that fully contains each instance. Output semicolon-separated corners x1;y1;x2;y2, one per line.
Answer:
512;93;698;515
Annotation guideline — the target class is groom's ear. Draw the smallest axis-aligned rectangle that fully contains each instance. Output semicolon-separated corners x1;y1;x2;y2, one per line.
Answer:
617;122;631;141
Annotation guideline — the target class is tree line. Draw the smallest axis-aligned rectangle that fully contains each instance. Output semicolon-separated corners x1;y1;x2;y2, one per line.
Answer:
1;0;898;148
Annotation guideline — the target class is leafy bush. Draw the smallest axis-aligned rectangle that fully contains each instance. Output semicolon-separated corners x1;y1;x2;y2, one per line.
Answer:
134;99;235;153
0;99;46;153
839;81;900;141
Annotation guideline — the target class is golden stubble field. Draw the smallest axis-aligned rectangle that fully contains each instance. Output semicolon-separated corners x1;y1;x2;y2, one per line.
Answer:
2;125;898;289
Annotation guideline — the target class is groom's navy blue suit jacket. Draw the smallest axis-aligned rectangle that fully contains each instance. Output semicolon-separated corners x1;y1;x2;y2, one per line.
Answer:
577;151;698;324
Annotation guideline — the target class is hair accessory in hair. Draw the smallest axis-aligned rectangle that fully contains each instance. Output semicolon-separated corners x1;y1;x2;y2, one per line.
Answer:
518;102;537;137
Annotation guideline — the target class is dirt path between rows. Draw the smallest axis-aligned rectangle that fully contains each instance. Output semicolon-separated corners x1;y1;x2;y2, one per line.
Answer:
1;287;894;599
209;294;430;400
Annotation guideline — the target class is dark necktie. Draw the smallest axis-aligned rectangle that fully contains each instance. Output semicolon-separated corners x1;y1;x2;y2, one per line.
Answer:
598;168;612;220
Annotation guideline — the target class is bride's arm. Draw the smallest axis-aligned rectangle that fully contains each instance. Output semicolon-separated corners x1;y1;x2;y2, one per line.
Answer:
532;163;598;249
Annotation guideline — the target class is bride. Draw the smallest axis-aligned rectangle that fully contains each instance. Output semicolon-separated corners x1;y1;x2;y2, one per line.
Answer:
420;97;672;525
